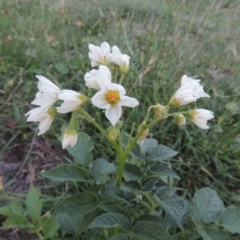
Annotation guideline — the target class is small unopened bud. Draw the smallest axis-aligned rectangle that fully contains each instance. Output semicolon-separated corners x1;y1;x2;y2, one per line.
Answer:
139;128;149;143
138;121;149;143
108;126;120;140
174;114;186;125
153;104;166;116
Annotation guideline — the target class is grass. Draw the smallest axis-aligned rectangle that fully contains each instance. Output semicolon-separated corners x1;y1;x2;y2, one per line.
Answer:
0;0;240;213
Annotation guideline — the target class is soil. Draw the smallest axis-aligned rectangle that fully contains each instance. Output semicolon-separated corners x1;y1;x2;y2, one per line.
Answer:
0;136;65;240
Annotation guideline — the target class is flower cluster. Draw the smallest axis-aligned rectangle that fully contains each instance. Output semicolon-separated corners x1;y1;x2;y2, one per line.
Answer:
167;75;214;129
88;42;130;73
25;42;139;148
25;41;214;149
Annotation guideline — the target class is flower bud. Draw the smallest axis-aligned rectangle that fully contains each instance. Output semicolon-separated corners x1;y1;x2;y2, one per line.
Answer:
174;114;186;126
153;104;166;116
139;128;149;143
108;126;120;140
138;121;149;143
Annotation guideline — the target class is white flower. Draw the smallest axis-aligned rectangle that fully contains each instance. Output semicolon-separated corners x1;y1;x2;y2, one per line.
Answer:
111;46;130;73
91;82;139;126
57;90;86;114
169;85;197;106
62;131;78;149
88;42;111;67
181;75;210;98
31;75;60;107
84;65;111;90
169;75;210;106
25;105;56;135
188;109;214;129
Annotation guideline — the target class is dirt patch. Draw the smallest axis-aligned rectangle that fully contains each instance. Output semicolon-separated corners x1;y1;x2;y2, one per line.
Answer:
0;136;64;193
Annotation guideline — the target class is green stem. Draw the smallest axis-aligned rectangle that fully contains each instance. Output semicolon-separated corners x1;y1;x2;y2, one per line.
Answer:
79;109;121;156
119;73;126;85
116;152;125;187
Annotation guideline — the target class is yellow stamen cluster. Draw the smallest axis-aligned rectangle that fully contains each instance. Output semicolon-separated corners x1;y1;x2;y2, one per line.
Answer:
106;91;120;104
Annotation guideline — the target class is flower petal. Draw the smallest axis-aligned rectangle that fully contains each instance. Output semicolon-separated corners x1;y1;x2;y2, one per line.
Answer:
91;91;110;109
118;96;139;107
105;105;122;126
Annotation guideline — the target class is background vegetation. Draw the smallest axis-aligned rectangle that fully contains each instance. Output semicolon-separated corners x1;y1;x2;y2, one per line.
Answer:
0;0;240;237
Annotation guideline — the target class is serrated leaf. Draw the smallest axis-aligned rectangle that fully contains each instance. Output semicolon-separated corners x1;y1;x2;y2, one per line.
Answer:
2;215;31;229
89;213;131;230
191;187;225;224
25;186;42;223
0;200;24;217
220;206;240;234
67;132;94;165
150;165;180;179
57;212;83;235
133;221;171;240
148;145;178;161
42;164;88;182
138;138;158;154
56;192;97;216
90;158;116;180
158;195;186;229
123;163;142;181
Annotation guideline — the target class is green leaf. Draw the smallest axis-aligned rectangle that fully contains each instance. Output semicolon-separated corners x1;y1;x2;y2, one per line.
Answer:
25;186;43;223
197;227;235;240
101;185;135;204
123;163;142;181
100;205;127;216
110;233;130;240
42;215;59;238
132;233;156;240
0;200;24;216
126;140;145;160
42;164;88;182
136;215;165;228
2;215;31;229
55;62;69;74
89;213;131;230
133;221;171;240
191;187;225;224
138;138;158;154
220;206;240;234
154;186;179;199
150;165;180;180
148;145;178;161
82;229;102;240
57;212;83;235
79;210;102;234
67;132;94;165
90;158;116;181
142;177;167;192
57;192;97;216
159;195;186;229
